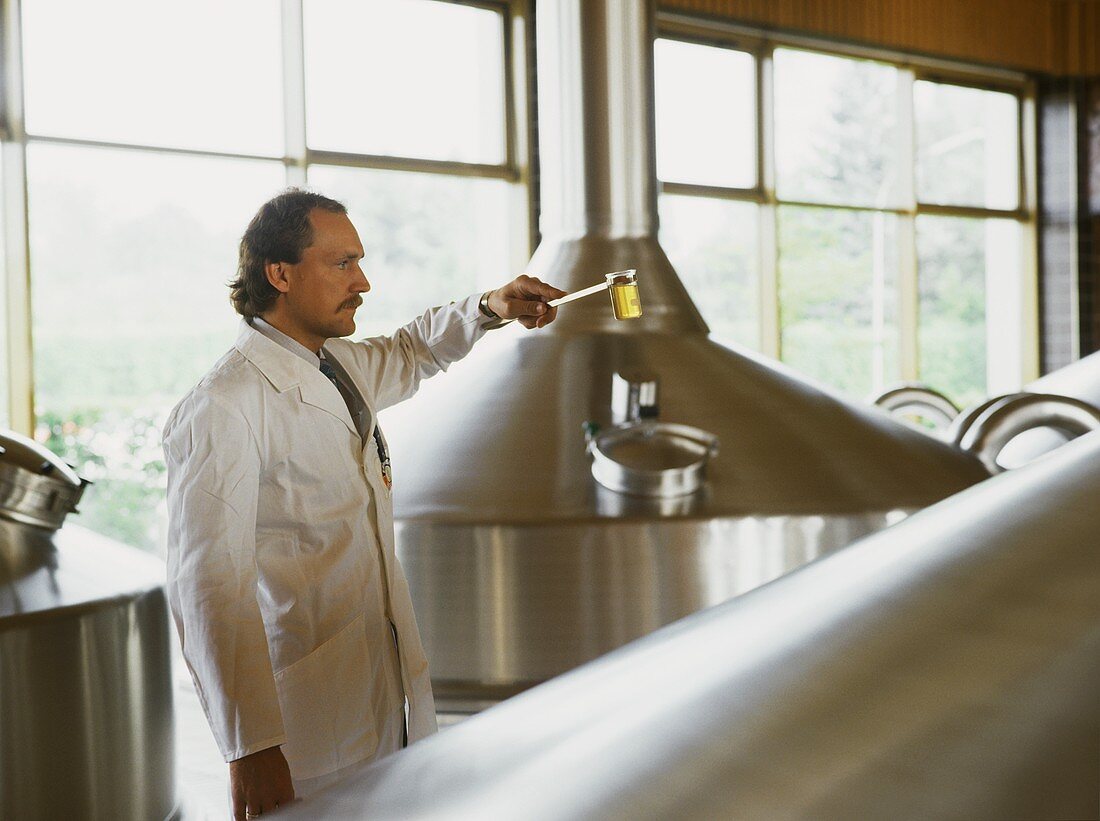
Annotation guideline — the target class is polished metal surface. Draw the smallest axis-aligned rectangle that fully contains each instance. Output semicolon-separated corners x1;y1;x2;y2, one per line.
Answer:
588;421;719;497
396;510;908;701
282;432;1100;821
0;520;176;820
955;391;1100;472
1029;348;1100;405
387;334;987;699
382;0;990;702
0;428;87;530
871;382;959;432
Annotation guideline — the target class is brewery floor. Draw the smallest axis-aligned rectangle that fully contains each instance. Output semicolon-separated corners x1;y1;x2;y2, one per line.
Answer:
173;643;469;819
173;647;229;821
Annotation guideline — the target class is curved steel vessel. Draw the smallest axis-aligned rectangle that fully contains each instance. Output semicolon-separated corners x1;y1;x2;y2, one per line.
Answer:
1030;348;1100;404
282;431;1100;821
0;520;176;820
382;0;989;704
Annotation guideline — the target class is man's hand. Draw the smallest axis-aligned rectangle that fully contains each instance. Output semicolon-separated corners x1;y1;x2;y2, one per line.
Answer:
230;746;295;820
488;275;567;329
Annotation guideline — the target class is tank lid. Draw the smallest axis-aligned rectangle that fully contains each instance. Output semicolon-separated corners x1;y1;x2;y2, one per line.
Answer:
0;429;87;530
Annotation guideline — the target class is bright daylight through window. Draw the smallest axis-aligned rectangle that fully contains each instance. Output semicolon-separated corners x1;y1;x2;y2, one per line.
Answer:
655;35;1031;410
11;0;517;553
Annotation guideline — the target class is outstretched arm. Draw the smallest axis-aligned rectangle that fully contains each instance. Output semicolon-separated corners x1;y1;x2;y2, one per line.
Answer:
484;274;567;329
339;274;567;409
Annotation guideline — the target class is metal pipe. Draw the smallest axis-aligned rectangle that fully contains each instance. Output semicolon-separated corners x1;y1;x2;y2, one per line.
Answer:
871;382;960;432
527;0;706;335
282;432;1100;820
955;392;1100;473
1029;348;1100;406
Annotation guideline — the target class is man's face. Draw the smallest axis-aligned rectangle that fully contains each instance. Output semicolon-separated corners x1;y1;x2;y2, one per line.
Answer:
274;208;370;347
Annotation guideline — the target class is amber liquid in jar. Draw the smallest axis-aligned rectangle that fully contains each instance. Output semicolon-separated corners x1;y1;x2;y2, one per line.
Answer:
609;282;643;319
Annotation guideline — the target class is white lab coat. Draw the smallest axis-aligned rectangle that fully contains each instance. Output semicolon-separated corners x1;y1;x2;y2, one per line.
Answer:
163;294;487;781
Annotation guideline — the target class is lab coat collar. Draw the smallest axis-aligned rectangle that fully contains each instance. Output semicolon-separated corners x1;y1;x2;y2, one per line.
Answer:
235;319;358;437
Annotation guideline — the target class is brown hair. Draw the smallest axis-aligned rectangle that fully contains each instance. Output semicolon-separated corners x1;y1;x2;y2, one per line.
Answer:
229;188;347;317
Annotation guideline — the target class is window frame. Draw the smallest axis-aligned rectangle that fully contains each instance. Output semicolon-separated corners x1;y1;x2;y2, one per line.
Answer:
656;12;1039;393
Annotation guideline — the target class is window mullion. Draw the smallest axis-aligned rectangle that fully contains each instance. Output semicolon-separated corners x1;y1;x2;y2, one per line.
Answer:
758;46;779;359
1019;85;1041;379
281;0;308;187
897;67;919;383
3;0;33;435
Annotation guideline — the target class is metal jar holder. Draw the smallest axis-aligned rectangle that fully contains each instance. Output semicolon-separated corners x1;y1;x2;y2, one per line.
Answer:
586;421;720;498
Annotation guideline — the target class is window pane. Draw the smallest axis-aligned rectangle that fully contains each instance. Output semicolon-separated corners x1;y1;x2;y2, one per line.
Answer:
778;206;901;397
28;143;285;552
308;165;511;336
915;82;1019;210
659;195;758;349
775;49;899;207
305;0;506;164
22;0;283;155
655;39;756;188
917;216;1020;407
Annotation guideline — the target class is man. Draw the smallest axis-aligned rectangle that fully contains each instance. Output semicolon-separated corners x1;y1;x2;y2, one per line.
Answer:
163;189;564;820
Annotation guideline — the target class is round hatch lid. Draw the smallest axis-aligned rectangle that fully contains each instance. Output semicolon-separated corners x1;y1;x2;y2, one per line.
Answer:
589;422;719;498
0;428;87;530
0;430;82;486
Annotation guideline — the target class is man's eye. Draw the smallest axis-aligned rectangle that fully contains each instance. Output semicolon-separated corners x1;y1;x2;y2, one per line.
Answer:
337;261;348;270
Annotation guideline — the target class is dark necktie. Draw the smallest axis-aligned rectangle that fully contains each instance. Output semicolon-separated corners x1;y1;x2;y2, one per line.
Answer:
319;358;392;489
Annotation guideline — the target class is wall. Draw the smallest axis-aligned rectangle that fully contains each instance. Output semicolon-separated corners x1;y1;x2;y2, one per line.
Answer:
659;0;1100;76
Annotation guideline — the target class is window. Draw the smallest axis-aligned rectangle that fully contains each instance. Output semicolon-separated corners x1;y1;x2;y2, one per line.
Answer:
22;0;284;155
658;195;759;349
654;30;1033;407
914;80;1023;405
917;216;1022;407
778;206;900;396
304;0;506;165
303;0;517;337
308;165;511;336
655;39;755;188
655;38;759;351
27;145;283;549
775;50;899;208
914;81;1019;210
3;0;523;553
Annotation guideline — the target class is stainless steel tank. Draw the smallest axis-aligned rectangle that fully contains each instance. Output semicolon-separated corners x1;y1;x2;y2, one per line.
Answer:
0;518;176;819
280;431;1100;821
381;0;990;706
1030;348;1100;404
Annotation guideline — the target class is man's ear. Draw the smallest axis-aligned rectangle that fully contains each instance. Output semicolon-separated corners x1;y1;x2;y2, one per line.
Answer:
265;261;291;295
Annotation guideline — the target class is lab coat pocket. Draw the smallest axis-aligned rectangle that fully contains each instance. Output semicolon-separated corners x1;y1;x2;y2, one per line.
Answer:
273;612;378;780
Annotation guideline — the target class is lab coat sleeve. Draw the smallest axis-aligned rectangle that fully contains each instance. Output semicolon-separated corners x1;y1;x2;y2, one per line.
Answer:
346;292;488;410
163;389;286;762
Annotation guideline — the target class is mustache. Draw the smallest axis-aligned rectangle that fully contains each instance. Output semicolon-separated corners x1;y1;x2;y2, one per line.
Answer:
340;297;364;311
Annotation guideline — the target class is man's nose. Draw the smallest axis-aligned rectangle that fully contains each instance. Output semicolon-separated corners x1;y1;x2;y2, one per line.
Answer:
353;267;370;294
